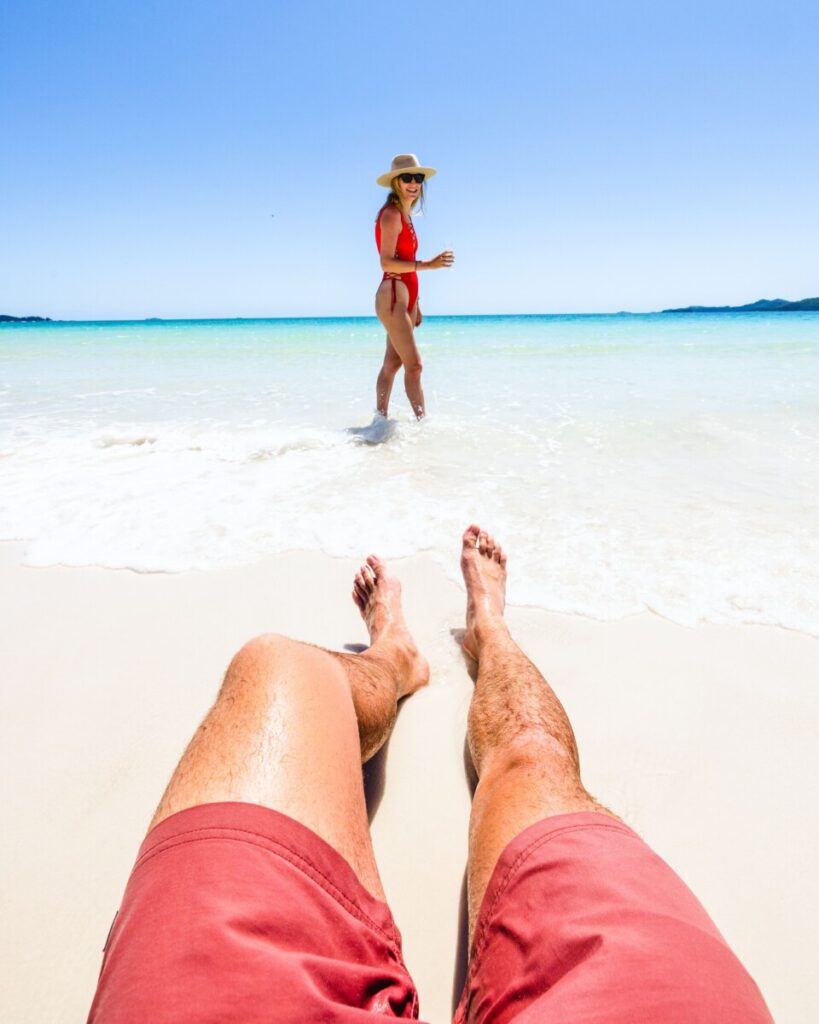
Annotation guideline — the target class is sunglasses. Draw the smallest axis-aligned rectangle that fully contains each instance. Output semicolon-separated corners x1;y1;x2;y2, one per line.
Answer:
398;173;425;184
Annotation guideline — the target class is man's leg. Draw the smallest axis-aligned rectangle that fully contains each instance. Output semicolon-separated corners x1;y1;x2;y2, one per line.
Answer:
460;524;612;938
150;554;429;898
457;524;773;1023
89;558;429;1023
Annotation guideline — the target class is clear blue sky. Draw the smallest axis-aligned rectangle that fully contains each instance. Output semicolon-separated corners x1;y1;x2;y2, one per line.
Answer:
2;0;817;318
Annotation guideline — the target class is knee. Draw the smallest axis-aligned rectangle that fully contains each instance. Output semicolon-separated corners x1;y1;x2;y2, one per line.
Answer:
227;632;293;681
381;354;402;377
474;728;579;782
473;733;604;824
403;357;423;378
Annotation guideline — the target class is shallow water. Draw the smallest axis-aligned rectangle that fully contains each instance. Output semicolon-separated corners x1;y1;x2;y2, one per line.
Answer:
2;313;817;633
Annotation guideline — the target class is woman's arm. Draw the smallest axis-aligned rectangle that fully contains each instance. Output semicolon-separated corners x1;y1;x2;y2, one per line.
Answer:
378;207;414;274
418;251;455;270
378;207;455;273
380;207;413;274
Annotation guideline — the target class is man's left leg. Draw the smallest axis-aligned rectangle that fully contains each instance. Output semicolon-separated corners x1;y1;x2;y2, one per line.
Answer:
147;553;428;897
88;556;429;1022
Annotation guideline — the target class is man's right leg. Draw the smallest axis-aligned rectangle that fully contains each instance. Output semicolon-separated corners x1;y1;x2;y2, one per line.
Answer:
457;524;773;1024
460;525;613;940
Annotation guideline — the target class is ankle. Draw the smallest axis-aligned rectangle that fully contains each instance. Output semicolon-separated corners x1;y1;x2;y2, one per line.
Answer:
363;640;411;686
471;616;511;656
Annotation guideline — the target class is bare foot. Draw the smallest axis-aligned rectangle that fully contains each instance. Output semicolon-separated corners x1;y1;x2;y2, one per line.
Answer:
461;524;508;659
352;555;429;696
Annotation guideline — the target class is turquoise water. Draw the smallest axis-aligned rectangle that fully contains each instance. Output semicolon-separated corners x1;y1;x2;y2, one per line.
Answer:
1;313;817;633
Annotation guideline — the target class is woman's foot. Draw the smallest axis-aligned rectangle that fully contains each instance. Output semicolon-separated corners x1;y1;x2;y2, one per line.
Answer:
353;555;429;696
460;524;508;660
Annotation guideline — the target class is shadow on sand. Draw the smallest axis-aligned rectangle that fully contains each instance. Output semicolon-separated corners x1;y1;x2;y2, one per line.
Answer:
345;640;410;825
451;628;480;1013
349;631;481;1012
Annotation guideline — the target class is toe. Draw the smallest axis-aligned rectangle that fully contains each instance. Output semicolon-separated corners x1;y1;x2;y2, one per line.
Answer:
366;554;382;577
478;530;489;555
463;524;480;547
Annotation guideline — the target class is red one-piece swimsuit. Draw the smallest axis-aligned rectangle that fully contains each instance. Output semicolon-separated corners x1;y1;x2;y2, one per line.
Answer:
375;205;418;312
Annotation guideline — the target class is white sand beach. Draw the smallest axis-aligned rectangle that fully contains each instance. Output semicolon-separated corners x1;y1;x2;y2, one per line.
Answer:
1;541;816;1023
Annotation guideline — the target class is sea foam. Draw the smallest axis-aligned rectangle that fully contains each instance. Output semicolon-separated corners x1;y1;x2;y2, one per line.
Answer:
1;314;817;634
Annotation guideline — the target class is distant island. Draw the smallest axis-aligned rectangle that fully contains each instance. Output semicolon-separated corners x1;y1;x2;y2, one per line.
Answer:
0;314;52;323
663;296;819;313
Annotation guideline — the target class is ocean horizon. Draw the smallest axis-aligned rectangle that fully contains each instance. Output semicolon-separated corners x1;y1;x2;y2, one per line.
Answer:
3;306;818;325
2;311;817;635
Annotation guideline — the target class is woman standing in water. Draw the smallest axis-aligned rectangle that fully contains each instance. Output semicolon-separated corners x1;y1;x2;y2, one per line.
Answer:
374;154;454;419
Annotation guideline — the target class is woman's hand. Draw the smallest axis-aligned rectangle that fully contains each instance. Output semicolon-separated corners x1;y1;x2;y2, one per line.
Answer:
415;306;423;327
427;250;454;270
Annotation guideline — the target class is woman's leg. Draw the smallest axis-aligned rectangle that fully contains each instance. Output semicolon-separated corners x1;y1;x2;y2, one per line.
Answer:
376;282;425;419
375;334;403;416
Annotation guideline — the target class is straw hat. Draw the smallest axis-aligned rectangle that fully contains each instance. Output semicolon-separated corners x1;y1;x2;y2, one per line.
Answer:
376;153;437;188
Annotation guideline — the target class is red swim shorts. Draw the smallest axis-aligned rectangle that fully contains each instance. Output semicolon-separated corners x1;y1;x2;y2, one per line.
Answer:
88;804;773;1023
455;811;773;1023
88;802;421;1022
